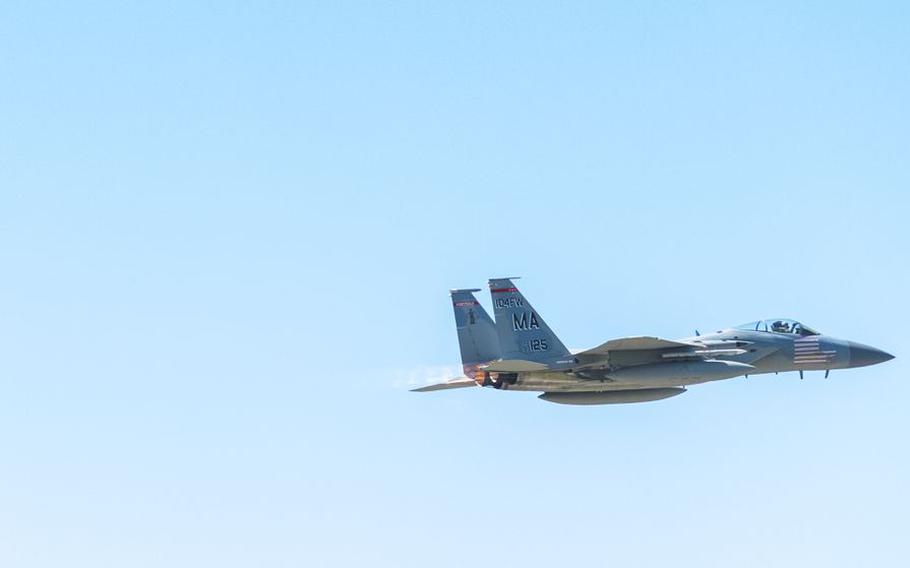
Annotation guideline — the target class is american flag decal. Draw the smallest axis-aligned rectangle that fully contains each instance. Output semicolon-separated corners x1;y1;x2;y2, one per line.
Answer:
793;337;836;365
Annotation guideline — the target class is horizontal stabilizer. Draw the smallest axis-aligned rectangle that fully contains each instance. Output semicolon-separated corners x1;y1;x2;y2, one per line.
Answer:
411;378;478;392
481;359;551;372
577;336;699;356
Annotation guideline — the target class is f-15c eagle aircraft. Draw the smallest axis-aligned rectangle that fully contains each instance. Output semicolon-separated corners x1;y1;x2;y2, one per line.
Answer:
413;278;894;405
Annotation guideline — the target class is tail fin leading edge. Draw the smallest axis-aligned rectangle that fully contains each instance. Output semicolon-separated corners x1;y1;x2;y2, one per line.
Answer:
488;277;571;365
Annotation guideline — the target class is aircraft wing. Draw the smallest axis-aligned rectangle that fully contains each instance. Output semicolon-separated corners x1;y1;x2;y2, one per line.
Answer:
576;336;700;357
410;378;478;392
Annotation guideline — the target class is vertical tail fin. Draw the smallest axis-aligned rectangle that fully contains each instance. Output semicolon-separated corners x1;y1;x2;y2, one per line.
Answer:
451;289;501;376
488;277;571;364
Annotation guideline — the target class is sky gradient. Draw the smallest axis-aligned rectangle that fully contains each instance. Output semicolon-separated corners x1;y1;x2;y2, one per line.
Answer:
1;2;908;567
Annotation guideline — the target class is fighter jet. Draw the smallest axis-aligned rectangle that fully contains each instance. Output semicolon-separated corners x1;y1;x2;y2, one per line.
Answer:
413;278;894;405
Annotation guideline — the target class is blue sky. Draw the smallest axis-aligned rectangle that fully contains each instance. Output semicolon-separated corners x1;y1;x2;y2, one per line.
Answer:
1;2;908;566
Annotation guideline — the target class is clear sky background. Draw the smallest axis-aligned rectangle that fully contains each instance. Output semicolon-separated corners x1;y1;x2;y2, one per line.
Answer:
1;2;908;567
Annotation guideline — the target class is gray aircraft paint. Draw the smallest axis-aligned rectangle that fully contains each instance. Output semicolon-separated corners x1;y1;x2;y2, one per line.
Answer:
679;328;888;374
450;288;501;377
416;282;895;405
539;388;687;405
487;277;572;365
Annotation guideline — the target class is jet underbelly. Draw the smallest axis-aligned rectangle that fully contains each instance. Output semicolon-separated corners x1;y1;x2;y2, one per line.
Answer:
604;359;754;388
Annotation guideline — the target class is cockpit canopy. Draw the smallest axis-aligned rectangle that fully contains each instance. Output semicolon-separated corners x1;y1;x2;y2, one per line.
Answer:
735;319;820;336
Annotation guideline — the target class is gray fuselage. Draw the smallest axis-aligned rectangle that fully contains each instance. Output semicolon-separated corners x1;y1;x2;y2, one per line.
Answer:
496;326;891;393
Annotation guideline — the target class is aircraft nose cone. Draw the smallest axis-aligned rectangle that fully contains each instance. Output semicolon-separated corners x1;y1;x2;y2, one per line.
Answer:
848;342;895;368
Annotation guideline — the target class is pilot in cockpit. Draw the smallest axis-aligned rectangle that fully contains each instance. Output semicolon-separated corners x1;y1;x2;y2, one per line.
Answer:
771;320;791;333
